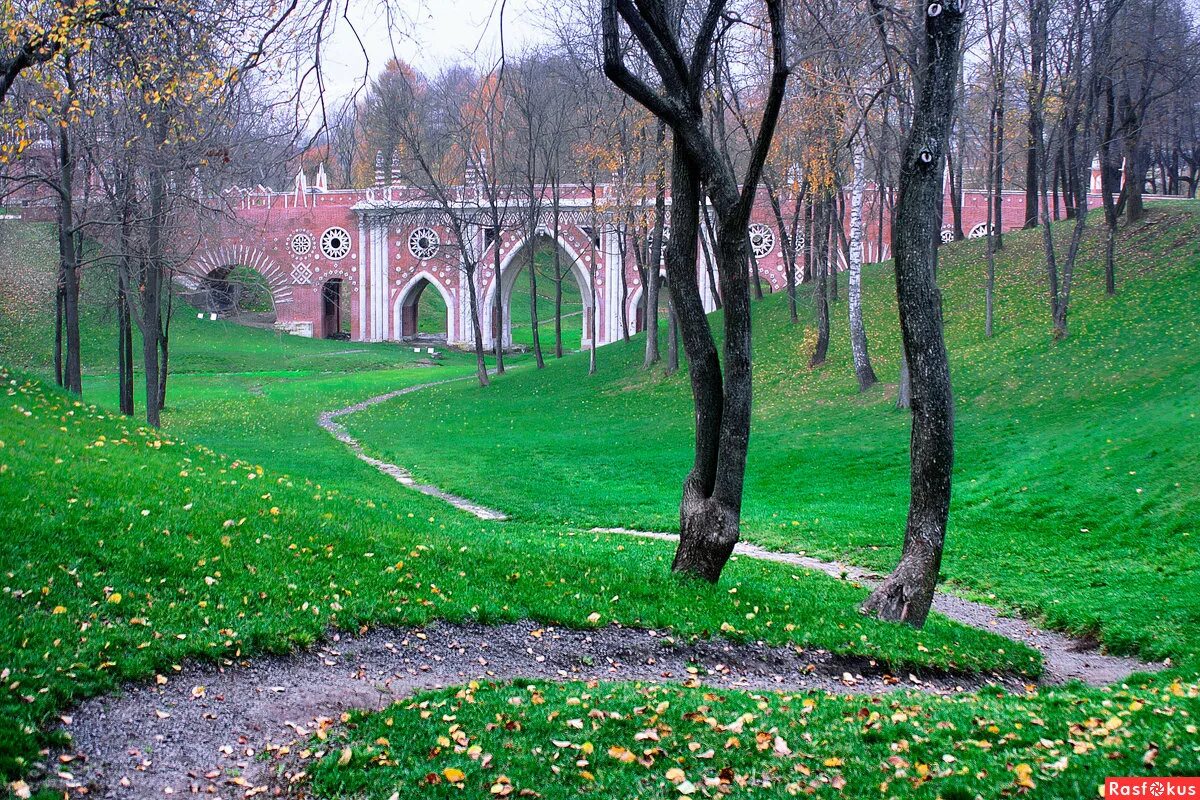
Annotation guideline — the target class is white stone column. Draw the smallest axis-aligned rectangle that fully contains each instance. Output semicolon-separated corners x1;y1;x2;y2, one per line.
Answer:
357;214;369;341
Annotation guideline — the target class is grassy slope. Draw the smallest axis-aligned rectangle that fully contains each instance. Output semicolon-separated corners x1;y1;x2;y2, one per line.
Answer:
0;370;1031;782
309;679;1200;800
345;205;1200;666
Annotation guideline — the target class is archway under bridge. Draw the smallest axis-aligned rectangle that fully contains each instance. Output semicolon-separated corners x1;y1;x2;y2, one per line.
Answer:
393;271;454;341
482;233;594;352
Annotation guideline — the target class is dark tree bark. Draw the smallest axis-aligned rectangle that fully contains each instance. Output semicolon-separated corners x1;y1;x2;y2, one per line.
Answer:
861;0;963;628
55;119;83;395
809;198;831;368
1024;0;1048;229
665;290;680;375
603;0;789;583
527;228;545;369
491;223;506;375
115;163;135;416
159;275;173;412
139;150;166;428
54;282;64;388
1100;81;1121;295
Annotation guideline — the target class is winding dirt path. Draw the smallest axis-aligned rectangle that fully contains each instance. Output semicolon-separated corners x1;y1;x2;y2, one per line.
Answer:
317;375;508;520
319;380;1163;688
49;621;1011;799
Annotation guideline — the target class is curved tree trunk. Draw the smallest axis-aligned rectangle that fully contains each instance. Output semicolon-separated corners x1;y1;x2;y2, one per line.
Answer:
862;0;962;628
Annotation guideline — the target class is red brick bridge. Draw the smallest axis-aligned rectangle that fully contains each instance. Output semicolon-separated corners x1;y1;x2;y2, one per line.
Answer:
189;165;1112;348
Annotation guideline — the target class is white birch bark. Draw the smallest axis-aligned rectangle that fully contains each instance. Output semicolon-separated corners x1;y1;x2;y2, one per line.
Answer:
848;137;876;390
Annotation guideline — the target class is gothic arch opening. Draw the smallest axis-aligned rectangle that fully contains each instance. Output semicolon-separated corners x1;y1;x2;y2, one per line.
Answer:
485;233;593;352
321;278;351;339
394;273;452;341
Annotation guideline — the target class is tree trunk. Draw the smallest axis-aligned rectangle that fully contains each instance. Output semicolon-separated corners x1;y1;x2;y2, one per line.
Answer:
665;291;679;375
55;123;82;395
848;140;877;391
466;266;490;387
1023;0;1046;230
618;224;630;343
140;158;166;428
528;217;545;369
861;0;962;628
644;122;668;368
749;249;764;300
553;200;565;356
492;221;505;374
665;144;743;582
158;273;173;412
117;260;134;415
809;198;830;368
700;199;722;310
54;281;64;388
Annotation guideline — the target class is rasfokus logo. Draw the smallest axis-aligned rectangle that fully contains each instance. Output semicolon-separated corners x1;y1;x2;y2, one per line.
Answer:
1105;778;1200;797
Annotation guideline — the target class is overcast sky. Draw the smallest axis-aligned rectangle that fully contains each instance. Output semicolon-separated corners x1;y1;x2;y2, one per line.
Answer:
318;0;554;102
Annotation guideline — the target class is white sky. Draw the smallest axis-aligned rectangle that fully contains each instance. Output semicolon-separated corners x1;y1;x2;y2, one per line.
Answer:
319;0;553;102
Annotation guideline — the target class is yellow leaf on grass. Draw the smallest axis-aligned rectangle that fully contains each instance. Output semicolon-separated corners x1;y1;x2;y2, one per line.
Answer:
443;767;466;783
337;747;352;766
1014;763;1036;789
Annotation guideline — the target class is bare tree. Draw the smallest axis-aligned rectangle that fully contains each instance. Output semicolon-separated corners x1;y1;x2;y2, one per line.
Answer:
861;0;964;627
603;0;790;582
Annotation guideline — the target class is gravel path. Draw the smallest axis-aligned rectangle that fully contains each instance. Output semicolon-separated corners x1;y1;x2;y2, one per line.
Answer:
592;528;1158;686
320;381;1163;689
46;621;1016;799
317;375;508;520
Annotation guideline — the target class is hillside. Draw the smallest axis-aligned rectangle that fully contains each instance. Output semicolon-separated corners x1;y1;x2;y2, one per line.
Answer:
345;204;1200;667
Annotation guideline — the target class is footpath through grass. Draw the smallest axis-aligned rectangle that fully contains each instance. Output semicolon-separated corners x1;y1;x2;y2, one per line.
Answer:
344;206;1200;668
0;369;1031;783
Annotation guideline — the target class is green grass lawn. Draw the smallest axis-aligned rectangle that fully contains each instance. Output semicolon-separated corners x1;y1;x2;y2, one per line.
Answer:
308;678;1200;800
1;210;1198;797
343;206;1200;668
0;370;1031;782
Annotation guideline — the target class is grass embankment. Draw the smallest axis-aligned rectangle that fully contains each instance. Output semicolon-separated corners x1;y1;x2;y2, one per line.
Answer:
345;206;1200;668
309;678;1200;800
0;370;1030;782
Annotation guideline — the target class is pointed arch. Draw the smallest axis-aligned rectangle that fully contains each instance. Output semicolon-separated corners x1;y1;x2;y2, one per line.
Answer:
481;230;596;350
393;270;454;339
